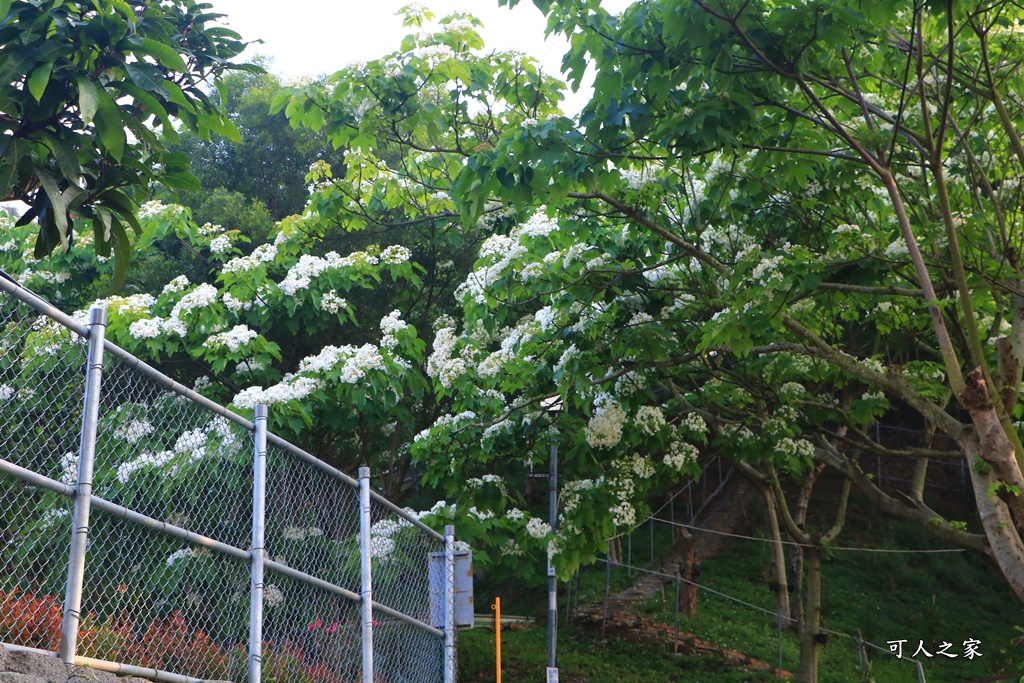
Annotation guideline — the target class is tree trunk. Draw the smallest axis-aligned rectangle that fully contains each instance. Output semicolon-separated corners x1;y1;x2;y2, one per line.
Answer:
764;487;791;624
790;464;823;628
798;546;823;683
676;527;698;618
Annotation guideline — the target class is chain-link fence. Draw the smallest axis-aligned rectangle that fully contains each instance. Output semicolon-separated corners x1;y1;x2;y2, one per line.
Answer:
0;278;458;683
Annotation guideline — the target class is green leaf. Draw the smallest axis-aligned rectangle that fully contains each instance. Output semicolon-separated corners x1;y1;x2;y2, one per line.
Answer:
125;62;167;94
27;61;52;102
114;81;178;142
94;88;126;162
76;76;100;124
133;37;187;72
0;0;12;22
109;218;132;292
38;131;81;181
159;170;201;192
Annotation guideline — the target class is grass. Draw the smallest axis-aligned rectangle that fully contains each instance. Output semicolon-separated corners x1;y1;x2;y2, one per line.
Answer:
457;622;781;683
460;477;1024;683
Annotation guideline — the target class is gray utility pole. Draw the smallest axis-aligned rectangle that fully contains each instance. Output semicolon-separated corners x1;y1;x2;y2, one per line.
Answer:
547;441;558;671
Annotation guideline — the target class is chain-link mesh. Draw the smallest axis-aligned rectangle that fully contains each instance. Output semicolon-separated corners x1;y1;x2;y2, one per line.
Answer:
0;296;83;652
260;565;361;683
369;497;441;625
265;443;362;593
0;290;453;682
91;355;254;549
78;506;251;680
375;616;444;683
0;295;86;480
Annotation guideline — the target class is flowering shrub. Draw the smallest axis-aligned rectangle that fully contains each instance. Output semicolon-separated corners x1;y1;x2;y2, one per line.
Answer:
0;589;62;651
0;589;344;682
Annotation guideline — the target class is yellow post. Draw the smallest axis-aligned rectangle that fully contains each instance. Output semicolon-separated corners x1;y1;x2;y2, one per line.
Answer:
492;597;502;683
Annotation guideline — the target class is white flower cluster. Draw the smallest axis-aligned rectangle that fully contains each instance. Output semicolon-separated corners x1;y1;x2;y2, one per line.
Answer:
379;310;408;349
620;164;659;190
414;410;477;442
505;508;524;521
279;254;332;296
634;406;666;436
222;244;278;274
202;325;258;353
166;547;209;567
113;419;155;444
232;376;322;409
209;235;232;255
283;526;325;541
778;382;807;400
773;437;816;461
321;290;346;314
264;584;284;608
92;293;157;316
173;283;219;317
630;453;655;478
611;500;636;527
380;245;412;264
679;412;708;437
295;343;385;383
118;450;175;484
721;423;756;445
561;479;599;515
514;212;558;238
221;292;251;312
883;239;909;259
162;275;190;295
468;473;507;493
664;440;698;471
585;394;626;449
526;517;551;539
426;327;466;389
0;384;14;401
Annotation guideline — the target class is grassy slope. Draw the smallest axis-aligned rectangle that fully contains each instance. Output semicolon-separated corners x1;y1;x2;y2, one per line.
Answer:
459;479;1024;683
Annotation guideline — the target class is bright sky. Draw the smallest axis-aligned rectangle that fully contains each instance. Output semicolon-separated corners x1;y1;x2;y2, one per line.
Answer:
208;0;631;112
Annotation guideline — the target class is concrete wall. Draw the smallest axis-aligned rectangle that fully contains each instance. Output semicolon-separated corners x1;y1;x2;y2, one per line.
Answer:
0;646;159;683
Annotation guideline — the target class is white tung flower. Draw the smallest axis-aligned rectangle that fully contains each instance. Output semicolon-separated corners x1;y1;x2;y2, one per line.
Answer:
209;235;232;255
526;517;551;538
634;405;666;436
203;325;258;353
585;397;626;449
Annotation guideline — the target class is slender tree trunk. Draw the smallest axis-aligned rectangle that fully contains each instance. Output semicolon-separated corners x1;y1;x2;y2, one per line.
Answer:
676;527;698;618
764;487;791;624
790;464;824;628
798;546;823;683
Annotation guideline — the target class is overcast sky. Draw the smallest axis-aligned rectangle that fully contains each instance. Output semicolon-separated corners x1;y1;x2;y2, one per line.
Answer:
208;1;631;112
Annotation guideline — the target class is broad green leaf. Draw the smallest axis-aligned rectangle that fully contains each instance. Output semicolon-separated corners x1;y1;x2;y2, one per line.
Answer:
109;218;132;292
27;61;52;102
76;76;100;124
133;37;187;72
38;130;81;180
93;88;126;161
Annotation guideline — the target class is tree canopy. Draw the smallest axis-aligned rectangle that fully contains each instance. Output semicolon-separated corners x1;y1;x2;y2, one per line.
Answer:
0;0;252;288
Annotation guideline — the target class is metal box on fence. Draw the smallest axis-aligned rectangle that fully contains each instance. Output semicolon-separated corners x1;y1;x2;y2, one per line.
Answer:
429;550;474;629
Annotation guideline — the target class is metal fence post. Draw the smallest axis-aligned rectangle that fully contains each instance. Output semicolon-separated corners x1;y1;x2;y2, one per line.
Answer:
601;541;610;639
248;405;268;683
359;467;374;683
444;524;456;683
59;306;106;663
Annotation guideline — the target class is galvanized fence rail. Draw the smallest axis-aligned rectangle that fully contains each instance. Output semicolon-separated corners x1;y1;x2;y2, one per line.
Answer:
0;278;457;683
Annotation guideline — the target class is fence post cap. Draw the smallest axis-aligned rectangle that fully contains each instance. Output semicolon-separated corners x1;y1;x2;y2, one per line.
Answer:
255;404;268;419
359;466;370;479
88;306;107;326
